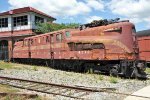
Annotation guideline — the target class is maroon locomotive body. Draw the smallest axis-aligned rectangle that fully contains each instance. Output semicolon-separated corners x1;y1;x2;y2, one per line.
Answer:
137;29;150;67
13;19;147;78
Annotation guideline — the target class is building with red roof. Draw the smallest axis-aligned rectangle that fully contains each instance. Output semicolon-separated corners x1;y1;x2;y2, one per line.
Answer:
0;7;56;60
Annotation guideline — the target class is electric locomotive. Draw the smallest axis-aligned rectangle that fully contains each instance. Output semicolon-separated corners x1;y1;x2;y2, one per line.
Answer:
13;18;147;78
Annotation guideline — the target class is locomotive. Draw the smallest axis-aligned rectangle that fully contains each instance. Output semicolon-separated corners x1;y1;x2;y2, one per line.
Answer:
12;18;147;78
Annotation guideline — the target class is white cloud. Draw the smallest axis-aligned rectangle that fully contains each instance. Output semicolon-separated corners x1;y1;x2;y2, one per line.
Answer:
8;0;104;17
85;16;103;23
108;0;150;25
86;0;104;11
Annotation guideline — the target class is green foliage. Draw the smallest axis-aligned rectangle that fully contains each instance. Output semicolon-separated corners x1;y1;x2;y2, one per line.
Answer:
36;22;80;33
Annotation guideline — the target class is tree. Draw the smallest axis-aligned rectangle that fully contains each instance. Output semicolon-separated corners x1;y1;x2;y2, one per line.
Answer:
35;22;80;34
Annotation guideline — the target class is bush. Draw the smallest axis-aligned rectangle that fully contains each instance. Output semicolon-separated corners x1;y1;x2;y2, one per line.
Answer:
36;23;80;33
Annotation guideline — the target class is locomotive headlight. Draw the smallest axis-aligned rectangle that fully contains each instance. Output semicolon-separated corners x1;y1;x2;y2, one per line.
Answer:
137;63;146;71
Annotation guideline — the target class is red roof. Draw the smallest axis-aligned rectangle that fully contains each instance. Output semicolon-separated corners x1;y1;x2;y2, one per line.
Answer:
0;7;56;20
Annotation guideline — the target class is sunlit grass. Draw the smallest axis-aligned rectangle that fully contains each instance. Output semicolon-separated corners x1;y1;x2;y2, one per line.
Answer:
109;76;118;84
0;84;19;93
0;61;14;69
146;68;150;74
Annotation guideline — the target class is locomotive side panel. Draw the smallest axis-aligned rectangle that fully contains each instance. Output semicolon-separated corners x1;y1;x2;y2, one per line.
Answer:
138;36;150;62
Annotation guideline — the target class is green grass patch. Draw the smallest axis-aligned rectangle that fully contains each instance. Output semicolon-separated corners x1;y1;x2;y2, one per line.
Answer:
0;84;19;93
109;76;118;84
32;66;38;71
146;68;150;74
99;75;104;80
0;61;14;69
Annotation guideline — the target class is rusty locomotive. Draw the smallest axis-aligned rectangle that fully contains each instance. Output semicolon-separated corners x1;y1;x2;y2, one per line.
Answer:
12;18;147;78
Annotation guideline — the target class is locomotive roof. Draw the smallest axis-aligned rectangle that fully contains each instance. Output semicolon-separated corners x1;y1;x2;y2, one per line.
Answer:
24;21;133;40
137;29;150;37
25;28;78;39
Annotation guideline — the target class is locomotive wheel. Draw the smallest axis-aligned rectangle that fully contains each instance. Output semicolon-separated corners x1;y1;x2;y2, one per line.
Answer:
110;65;119;77
110;68;118;77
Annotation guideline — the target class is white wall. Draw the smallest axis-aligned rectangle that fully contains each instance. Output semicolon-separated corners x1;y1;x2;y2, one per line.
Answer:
31;12;51;29
0;12;53;32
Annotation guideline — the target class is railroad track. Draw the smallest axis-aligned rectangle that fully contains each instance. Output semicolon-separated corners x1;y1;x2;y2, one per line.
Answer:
0;76;116;100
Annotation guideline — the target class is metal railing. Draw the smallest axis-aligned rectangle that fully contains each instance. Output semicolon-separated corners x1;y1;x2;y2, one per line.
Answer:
0;23;37;32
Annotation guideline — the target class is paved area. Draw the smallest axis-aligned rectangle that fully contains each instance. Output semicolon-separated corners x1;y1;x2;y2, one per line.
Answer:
124;85;150;100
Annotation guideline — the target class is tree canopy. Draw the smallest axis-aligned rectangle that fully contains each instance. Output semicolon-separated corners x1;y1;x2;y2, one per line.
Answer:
35;23;80;33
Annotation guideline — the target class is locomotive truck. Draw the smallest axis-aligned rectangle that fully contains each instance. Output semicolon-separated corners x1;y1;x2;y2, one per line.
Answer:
12;18;147;78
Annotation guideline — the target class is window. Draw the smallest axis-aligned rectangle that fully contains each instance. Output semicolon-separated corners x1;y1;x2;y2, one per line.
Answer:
35;16;44;24
56;34;63;42
13;15;28;27
46;36;50;43
50;34;54;42
76;43;83;50
38;38;41;43
104;27;122;33
93;43;104;49
30;39;33;45
132;26;136;33
83;43;92;50
0;18;8;28
68;43;75;51
65;31;70;38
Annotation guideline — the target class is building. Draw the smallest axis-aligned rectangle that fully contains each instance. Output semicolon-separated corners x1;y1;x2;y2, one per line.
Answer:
0;7;56;61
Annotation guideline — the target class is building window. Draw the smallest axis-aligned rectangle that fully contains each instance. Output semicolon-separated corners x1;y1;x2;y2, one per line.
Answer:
13;15;28;27
0;18;8;28
35;16;44;24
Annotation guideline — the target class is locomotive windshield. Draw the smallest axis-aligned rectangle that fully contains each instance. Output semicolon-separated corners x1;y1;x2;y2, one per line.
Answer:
132;26;136;33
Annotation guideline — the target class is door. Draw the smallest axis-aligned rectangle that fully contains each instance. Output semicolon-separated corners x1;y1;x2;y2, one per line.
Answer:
0;40;9;61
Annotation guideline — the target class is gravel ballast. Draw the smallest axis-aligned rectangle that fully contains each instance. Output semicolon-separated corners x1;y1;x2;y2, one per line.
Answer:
0;65;149;100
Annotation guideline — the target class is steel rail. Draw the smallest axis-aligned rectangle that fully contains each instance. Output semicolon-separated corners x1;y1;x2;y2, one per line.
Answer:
0;76;115;99
0;76;149;99
0;76;115;92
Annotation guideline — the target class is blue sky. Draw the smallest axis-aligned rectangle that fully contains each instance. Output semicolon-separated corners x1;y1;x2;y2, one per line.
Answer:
0;0;150;31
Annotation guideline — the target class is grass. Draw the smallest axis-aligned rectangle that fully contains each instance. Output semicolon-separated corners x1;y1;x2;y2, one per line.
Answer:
99;74;104;80
0;84;19;93
109;76;118;84
0;95;47;100
33;66;38;71
0;61;49;71
0;61;14;69
146;68;150;74
0;84;49;100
